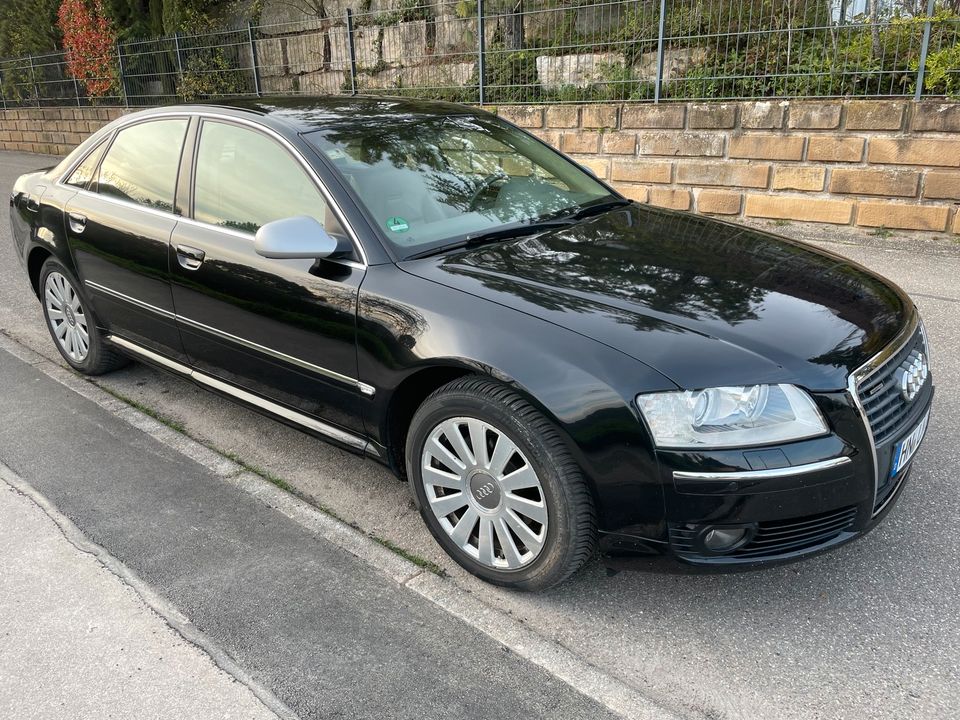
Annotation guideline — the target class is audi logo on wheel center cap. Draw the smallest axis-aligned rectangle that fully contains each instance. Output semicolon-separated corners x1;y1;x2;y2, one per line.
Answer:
898;350;929;402
469;472;502;510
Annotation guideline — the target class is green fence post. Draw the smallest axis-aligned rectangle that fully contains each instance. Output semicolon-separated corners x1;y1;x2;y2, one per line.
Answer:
914;0;936;101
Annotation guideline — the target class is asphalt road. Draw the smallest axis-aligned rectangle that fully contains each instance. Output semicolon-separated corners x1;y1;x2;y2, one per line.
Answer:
2;150;958;719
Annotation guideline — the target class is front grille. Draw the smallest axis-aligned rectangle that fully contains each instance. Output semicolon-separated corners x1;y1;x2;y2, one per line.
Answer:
856;328;928;446
669;506;858;560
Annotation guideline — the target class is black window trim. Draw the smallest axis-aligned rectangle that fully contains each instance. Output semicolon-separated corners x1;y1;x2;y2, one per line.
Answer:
62;135;112;191
58;114;192;217
56;128;117;186
54;109;369;267
93;114;191;213
186;115;366;267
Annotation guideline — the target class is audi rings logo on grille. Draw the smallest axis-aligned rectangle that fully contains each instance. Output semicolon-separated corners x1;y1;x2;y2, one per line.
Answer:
475;482;496;499
898;350;929;402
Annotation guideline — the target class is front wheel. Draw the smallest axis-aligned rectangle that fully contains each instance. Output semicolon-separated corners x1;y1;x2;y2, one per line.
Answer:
406;377;597;591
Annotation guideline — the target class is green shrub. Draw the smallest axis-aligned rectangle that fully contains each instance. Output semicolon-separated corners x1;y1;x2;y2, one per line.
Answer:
177;50;248;101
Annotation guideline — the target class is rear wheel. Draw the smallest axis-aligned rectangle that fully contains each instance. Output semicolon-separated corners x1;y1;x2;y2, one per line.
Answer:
407;377;596;590
39;258;128;375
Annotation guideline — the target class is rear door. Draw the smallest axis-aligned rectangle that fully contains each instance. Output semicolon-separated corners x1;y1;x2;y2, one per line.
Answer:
63;117;190;362
169;118;367;435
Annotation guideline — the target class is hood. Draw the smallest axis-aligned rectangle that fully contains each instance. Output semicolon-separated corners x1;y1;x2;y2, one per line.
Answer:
399;204;911;391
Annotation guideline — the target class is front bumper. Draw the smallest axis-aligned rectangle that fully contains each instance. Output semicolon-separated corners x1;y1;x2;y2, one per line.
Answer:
601;352;934;569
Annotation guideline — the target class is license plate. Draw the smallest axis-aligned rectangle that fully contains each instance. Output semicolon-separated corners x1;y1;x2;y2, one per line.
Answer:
890;411;930;478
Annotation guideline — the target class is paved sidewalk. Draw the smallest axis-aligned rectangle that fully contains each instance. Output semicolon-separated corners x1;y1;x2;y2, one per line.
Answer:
0;346;618;720
0;477;280;720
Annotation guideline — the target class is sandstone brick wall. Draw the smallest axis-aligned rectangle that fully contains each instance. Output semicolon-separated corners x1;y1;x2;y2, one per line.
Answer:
497;99;960;235
0;107;127;157
2;99;959;234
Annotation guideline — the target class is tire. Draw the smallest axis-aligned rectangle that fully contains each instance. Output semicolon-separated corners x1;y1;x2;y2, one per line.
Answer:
38;258;128;376
406;376;597;591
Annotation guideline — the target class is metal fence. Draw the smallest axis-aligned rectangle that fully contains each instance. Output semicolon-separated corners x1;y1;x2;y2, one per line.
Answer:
1;0;958;108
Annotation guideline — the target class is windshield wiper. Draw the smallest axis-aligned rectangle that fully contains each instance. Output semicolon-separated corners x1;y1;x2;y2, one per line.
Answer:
568;197;631;220
403;220;571;260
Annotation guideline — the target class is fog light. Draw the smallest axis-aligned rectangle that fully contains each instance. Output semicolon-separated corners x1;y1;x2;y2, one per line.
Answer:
702;527;747;553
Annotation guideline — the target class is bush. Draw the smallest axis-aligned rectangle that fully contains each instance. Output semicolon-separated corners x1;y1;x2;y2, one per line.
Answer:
177;48;249;101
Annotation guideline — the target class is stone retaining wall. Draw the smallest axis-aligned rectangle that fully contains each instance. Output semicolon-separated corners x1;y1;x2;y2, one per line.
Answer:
1;98;958;234
0;107;126;157
498;99;960;234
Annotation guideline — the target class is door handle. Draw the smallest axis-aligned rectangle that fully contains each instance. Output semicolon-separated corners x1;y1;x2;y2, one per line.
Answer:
176;244;205;271
67;212;86;233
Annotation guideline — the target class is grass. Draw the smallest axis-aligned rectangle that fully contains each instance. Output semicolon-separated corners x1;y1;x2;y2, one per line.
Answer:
371;535;447;575
94;387;446;576
217;449;446;576
98;384;186;433
871;226;893;239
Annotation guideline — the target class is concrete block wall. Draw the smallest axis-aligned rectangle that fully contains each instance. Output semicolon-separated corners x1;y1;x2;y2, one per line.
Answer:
1;99;958;234
497;99;960;234
0;107;127;157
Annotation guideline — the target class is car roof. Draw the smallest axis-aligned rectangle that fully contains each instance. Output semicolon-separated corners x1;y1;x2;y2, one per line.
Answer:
126;95;488;134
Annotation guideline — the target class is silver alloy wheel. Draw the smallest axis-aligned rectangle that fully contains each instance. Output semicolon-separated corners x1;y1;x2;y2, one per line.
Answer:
44;271;90;363
421;416;548;570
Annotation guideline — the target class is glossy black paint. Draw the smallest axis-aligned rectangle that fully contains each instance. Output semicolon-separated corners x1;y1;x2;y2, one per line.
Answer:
9;97;932;569
400;203;910;392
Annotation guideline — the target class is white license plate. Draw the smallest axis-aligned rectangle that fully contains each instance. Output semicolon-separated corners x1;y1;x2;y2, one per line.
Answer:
890;411;930;478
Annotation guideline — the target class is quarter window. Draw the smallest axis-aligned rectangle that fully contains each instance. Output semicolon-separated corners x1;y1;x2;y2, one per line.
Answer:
65;140;108;189
193;121;331;235
94;119;188;212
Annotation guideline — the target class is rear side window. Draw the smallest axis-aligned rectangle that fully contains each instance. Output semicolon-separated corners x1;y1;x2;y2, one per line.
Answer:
193;120;330;235
94;119;188;212
64;140;108;189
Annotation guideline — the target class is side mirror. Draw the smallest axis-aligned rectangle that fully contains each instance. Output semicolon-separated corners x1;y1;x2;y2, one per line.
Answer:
254;216;338;259
579;163;597;178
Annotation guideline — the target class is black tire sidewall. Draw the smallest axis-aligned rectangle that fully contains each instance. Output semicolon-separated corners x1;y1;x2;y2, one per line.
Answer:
38;258;107;374
407;383;588;590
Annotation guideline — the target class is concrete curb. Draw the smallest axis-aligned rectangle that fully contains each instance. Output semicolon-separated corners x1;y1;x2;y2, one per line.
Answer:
0;330;685;720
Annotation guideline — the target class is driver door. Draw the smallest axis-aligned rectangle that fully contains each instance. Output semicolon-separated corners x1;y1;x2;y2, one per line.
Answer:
169;118;366;435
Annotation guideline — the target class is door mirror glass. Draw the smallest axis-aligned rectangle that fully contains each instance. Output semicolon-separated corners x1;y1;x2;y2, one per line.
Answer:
254;216;338;259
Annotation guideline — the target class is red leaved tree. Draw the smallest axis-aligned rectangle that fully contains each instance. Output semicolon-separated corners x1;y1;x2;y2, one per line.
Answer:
57;0;117;98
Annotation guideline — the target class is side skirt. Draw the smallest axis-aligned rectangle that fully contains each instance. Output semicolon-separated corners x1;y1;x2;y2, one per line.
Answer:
106;334;381;459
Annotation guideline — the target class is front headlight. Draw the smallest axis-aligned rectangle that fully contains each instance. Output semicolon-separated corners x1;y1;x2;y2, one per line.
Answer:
636;384;828;449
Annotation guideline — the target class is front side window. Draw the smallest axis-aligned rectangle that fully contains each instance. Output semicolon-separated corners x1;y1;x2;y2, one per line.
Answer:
304;115;613;258
95;119;188;212
193;121;331;235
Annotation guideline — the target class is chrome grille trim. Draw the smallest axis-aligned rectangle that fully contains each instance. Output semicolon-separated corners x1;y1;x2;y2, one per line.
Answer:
846;309;921;516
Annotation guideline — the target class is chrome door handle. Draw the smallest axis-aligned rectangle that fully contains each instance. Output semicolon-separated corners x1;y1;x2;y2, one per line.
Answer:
176;244;205;271
67;212;86;233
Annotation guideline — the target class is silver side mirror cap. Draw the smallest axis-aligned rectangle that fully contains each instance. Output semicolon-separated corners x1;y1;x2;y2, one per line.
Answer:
254;216;338;259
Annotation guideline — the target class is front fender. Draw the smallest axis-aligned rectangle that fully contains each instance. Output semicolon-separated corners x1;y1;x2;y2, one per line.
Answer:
357;264;676;537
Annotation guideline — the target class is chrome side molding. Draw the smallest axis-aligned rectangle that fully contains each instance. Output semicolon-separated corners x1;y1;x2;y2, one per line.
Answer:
86;281;176;320
88;278;374;397
106;334;370;453
672;456;852;481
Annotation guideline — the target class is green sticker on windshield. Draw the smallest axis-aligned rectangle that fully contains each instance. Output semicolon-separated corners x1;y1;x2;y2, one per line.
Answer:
386;216;409;233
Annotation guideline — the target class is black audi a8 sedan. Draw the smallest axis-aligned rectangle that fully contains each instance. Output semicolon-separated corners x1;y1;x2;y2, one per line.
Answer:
10;97;933;589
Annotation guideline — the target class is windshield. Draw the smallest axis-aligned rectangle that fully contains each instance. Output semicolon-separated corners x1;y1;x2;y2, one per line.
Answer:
303;115;614;259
